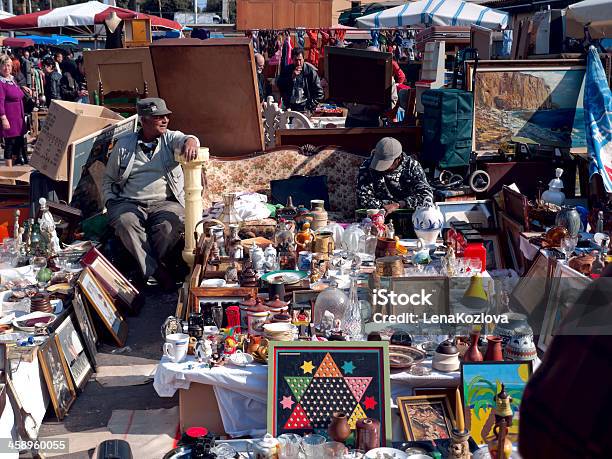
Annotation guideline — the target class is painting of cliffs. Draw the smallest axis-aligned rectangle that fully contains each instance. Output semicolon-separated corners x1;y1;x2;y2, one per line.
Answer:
474;69;586;151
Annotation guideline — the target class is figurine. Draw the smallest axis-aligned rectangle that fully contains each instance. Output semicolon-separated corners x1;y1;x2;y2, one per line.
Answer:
249;242;265;272
493;384;513;427
195;338;213;364
13;210;20;247
225;261;239;284
319;310;335;333
295;222;314;252
263;244;278;272
370;211;387;236
385;220;395;239
38;198;60;255
239;261;258;287
228;224;243;260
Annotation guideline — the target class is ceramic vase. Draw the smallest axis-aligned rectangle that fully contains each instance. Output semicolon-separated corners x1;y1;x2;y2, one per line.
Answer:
310;199;328;231
541;168;565;206
463;331;483;362
555;206;581;237
484;336;504;361
494;313;529;349
356;418;380;452
375;238;397;258
220;192;241;225
328;412;351;443
504;326;537;361
412;199;444;245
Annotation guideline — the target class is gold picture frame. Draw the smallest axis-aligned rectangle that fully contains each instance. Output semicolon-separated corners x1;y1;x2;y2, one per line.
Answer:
78;268;128;347
397;394;455;442
38;336;76;420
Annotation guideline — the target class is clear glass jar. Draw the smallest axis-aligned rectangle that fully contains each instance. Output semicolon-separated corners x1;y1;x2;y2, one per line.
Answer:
342;223;364;254
313;281;349;332
344;272;364;341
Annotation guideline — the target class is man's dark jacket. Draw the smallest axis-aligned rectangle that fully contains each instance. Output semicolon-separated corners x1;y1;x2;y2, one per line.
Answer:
276;62;323;112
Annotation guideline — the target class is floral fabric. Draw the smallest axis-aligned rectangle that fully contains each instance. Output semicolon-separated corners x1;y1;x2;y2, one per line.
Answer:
203;148;364;218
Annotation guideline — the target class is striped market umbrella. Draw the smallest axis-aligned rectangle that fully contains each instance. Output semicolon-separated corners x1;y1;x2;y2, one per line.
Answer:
356;0;509;30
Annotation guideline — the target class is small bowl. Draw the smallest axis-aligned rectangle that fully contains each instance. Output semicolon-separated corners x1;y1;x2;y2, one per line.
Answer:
229;351;254;366
263;322;293;334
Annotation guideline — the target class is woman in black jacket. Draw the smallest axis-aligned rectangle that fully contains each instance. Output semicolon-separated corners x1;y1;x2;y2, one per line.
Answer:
43;58;61;106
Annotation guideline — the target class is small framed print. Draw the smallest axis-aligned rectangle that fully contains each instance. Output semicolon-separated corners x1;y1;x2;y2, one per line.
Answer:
78;268;128;347
398;395;455;441
291;290;317;326
54;315;94;390
38;336;77;420
480;231;504;271
72;291;98;370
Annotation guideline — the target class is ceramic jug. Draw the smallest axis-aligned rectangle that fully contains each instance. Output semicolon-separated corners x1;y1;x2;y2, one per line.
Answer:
247;433;279;459
328;412;351;442
310;199;328;230
484;336;504;361
463;330;483;362
263;244;278;272
412;197;444;245
249;242;265;272
313;230;334;257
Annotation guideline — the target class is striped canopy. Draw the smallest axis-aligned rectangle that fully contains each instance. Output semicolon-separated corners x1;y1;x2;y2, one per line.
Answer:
356;0;510;30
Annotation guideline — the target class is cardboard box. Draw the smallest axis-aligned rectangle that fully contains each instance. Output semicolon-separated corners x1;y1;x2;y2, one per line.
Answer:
30;101;125;181
179;383;227;435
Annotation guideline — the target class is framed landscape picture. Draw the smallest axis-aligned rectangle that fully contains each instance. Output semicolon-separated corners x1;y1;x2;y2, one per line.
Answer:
38;336;77;420
398;395;455;441
461;361;533;445
54;315;94;390
78;268;128;347
467;60;586;153
268;341;391;445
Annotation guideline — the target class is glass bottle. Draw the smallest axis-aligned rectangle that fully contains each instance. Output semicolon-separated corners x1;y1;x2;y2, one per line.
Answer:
595;211;604;234
591;250;604;275
344;271;364;341
30;222;44;256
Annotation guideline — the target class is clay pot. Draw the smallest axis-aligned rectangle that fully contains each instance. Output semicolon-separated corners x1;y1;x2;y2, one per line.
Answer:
356;418;380;452
568;253;595;276
543;226;569;247
328;412;351;443
463;331;483;362
555;206;581;237
310;199;328;231
484;336;504;361
375;238;397;258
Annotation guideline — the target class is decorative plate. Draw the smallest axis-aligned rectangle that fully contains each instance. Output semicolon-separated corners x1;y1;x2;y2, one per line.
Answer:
12;312;56;333
260;270;308;285
388;345;426;370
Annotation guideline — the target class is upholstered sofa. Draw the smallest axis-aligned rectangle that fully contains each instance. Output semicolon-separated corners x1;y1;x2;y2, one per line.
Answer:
202;147;366;220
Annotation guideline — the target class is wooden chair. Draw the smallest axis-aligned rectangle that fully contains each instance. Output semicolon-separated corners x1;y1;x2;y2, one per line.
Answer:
98;80;149;115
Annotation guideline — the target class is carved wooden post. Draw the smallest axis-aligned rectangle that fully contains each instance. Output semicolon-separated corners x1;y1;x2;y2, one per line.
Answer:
176;147;209;267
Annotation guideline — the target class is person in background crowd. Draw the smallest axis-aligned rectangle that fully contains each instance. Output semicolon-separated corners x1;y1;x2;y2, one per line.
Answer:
356;137;433;213
276;47;324;113
255;53;272;102
0;54;28;165
60;56;88;102
60;49;77;79
102;98;199;291
54;51;63;73
43;57;62;106
19;49;33;88
392;57;406;86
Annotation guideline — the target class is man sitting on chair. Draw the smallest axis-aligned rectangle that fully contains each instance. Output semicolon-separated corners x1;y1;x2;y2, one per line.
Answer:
102;98;199;290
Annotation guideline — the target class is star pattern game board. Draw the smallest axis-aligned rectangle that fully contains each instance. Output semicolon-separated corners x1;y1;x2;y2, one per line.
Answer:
268;342;391;444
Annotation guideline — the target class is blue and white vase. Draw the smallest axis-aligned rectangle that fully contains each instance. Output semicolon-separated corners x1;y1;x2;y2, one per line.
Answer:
412;198;444;246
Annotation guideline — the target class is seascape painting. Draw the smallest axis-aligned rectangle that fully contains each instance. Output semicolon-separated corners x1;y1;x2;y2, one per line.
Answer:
474;68;586;151
461;361;532;445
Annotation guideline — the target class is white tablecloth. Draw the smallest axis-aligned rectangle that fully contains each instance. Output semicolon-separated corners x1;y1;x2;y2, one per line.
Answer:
154;356;460;438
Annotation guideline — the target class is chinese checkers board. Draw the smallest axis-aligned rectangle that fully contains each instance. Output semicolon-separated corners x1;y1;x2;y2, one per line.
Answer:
268;342;391;444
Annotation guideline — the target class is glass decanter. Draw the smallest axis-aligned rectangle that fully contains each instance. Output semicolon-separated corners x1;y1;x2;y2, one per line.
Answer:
344;271;365;341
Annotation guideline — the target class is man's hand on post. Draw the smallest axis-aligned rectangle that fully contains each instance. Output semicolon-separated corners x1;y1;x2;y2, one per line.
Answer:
383;202;400;214
182;138;199;161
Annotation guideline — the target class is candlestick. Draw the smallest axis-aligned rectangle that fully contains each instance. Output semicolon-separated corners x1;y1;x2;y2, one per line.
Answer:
455;388;465;432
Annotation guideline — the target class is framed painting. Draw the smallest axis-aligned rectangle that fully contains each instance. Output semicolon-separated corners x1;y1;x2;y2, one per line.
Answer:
481;232;504;271
437;200;497;230
54;315;93;390
461;361;533;445
78;268;128;347
397;395;455;441
268;341;392;445
466;60;586;153
72;291;98;370
538;262;591;352
38;336;77;420
81;247;140;314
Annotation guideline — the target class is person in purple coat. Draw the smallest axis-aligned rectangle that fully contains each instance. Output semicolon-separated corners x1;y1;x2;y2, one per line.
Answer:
0;54;28;165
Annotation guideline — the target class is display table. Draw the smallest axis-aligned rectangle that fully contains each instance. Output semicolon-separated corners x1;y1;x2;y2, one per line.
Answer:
154;355;459;439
